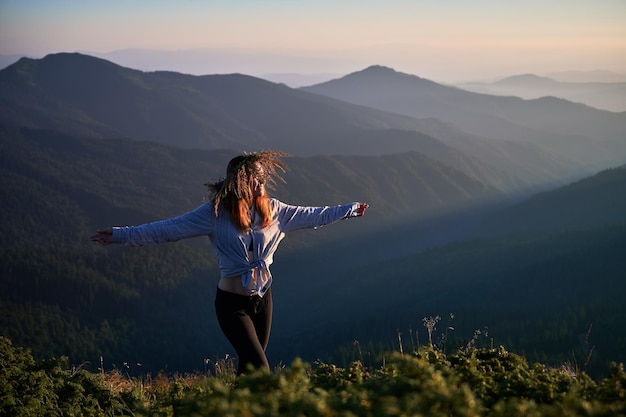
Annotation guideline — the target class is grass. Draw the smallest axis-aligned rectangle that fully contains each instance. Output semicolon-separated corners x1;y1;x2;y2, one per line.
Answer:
2;320;625;417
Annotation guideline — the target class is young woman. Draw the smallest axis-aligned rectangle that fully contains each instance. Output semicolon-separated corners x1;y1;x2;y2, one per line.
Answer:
90;150;368;374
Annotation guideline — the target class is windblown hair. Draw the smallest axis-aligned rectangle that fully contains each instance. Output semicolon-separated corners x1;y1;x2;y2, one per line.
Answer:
206;150;290;231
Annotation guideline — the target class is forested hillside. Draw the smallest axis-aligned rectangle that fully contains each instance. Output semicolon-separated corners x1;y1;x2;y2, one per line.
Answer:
0;124;503;372
309;224;626;379
294;166;626;379
471;165;626;237
2;125;625;377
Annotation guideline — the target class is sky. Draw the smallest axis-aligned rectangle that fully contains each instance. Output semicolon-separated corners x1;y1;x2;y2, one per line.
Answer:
1;0;625;82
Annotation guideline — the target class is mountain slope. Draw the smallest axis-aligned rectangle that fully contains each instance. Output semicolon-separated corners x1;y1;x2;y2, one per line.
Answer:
468;165;626;237
2;123;624;377
302;66;626;169
303;65;626;141
288;167;626;377
0;125;502;233
0;53;437;153
0;53;595;195
311;224;626;379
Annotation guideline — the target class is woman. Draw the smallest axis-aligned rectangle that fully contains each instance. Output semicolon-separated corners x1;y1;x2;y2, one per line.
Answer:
90;150;368;374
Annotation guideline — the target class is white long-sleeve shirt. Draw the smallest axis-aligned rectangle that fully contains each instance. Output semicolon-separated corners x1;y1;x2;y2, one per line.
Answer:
112;198;362;297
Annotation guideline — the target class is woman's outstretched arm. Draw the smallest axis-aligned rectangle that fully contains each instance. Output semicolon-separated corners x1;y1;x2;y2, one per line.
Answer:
275;200;368;232
89;201;215;246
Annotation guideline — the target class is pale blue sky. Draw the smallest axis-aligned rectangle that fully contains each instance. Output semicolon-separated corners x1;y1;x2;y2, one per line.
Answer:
1;0;625;81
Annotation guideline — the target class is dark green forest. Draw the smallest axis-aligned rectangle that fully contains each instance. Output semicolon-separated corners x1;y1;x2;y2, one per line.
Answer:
311;225;626;378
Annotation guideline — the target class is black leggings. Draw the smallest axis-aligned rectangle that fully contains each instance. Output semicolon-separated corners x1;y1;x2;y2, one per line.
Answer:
214;287;273;375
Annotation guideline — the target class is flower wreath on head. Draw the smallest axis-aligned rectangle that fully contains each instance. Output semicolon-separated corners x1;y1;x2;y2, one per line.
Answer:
205;150;291;216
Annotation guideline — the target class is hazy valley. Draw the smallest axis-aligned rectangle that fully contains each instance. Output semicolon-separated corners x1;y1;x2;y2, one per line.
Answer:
458;74;626;113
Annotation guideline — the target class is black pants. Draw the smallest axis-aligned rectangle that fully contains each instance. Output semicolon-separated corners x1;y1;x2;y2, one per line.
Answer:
214;287;273;375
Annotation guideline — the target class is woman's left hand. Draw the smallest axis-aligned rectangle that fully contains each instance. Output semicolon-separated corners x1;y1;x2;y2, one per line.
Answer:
90;228;114;245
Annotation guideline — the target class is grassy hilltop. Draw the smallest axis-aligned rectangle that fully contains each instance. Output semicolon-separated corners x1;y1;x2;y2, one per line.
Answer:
2;336;625;417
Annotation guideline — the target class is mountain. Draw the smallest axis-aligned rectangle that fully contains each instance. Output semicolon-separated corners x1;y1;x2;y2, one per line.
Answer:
302;66;626;170
0;54;23;70
294;167;626;377
318;224;626;379
0;53;434;154
3;124;624;377
0;53;601;196
458;74;626;113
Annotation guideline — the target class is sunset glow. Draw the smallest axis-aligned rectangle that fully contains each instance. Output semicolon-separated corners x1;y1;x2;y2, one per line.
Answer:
1;0;625;81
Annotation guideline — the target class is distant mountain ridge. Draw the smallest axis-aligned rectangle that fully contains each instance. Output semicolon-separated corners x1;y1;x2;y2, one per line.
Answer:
459;73;626;112
302;65;626;170
1;54;623;197
546;69;626;83
304;66;626;140
0;53;432;152
1;53;609;197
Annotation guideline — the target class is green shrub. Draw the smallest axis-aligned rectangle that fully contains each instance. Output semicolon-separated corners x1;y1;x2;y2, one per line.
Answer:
0;336;132;416
2;337;625;416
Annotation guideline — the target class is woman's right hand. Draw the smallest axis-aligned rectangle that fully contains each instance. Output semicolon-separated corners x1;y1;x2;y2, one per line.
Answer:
356;203;369;216
90;228;114;246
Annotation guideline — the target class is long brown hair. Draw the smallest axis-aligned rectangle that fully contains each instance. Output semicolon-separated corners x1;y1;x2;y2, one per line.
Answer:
206;150;290;231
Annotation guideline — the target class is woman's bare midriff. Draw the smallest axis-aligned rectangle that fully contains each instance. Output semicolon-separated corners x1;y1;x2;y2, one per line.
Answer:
218;275;254;296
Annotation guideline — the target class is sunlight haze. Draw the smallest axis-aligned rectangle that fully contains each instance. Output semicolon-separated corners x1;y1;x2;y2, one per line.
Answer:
1;0;625;82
